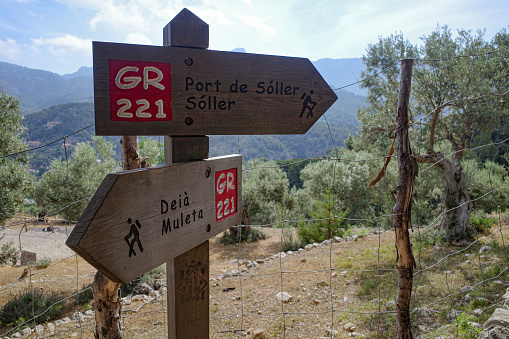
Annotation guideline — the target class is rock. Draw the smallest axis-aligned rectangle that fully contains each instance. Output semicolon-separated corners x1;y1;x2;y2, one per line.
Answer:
275;292;293;302
132;294;149;302
344;323;356;332
480;246;493;254
231;270;240;276
447;309;462;320
73;312;85;322
252;328;265;338
334;236;343;242
300;258;307;263
122;295;132;305
246;261;257;268
479;325;509;338
20;251;36;265
54;320;64;326
85;310;95;317
230;259;239;265
286;251;294;255
459;286;473;293
312;299;320;305
317;280;328;287
256;259;265;264
46;323;55;334
298;248;305;253
473;309;483;317
463;293;473;302
11;333;20;338
305;244;313;251
326;329;339;336
483;308;509;329
470;322;482;329
153;278;165;290
138;282;153;295
35;324;44;335
22;328;31;337
149;290;160;299
320;239;331;246
349;332;359;337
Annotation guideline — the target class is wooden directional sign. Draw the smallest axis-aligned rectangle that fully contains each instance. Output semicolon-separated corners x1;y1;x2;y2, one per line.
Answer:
66;154;241;284
93;41;338;136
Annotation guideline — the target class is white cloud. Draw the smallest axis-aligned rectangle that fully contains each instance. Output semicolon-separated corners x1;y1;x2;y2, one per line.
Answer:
0;38;20;59
31;34;92;57
234;12;277;40
124;33;153;45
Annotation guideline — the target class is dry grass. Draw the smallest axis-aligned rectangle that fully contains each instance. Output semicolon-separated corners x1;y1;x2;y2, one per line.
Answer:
0;220;508;338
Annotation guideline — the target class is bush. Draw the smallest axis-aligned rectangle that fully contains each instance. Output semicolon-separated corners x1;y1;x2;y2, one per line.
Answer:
0;289;63;328
220;226;266;245
0;235;18;266
281;228;304;252
468;210;496;234
75;283;93;306
34;259;51;269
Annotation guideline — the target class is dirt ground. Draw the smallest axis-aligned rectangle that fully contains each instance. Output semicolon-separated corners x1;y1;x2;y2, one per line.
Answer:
0;218;505;338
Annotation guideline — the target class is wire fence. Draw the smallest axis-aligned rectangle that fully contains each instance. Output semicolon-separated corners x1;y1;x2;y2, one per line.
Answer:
0;47;508;338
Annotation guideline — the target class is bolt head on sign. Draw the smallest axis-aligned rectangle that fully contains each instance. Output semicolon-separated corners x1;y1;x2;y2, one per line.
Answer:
93;41;338;136
66;155;242;284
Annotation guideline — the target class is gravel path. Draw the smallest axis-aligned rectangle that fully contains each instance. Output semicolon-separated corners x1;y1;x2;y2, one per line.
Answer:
0;227;75;261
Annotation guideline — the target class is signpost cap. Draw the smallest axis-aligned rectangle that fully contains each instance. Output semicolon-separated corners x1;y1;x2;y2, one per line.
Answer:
163;8;209;48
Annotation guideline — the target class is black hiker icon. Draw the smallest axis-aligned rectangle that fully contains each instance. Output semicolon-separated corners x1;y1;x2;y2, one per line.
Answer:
124;218;143;257
300;90;317;118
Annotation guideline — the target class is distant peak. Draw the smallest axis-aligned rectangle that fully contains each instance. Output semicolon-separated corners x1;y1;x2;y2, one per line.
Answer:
231;47;246;53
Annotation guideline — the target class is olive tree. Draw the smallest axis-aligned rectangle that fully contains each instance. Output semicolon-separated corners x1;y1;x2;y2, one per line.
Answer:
0;88;32;225
357;26;509;240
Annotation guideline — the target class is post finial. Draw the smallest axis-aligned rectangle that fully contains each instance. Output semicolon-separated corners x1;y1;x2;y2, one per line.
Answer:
163;8;209;48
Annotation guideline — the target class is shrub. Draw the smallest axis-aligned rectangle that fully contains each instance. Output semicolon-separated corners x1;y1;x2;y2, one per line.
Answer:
75;283;93;306
0;289;63;328
34;259;51;269
0;235;18;266
220;226;266;245
281;229;304;252
120;265;165;296
468;210;496;234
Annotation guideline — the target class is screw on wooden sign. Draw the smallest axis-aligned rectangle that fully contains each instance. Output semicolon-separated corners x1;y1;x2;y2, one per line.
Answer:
65;154;241;284
93;41;338;136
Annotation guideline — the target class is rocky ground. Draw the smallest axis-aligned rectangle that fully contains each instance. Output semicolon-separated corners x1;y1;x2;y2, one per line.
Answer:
1;222;509;338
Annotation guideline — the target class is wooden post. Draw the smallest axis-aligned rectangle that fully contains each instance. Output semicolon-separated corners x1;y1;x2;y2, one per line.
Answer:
93;135;147;338
164;9;210;339
393;59;417;339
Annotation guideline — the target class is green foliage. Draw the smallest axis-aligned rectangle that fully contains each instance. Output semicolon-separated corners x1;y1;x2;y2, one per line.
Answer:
297;190;348;245
220;227;266;245
456;313;482;338
75;283;93;306
281;228;304;252
33;136;117;222
0;88;33;225
34;259;51;269
242;158;290;225
138;136;163;166
0;289;63;328
0;235;18;266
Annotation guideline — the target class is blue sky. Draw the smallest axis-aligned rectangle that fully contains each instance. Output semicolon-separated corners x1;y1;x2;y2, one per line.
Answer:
1;0;508;75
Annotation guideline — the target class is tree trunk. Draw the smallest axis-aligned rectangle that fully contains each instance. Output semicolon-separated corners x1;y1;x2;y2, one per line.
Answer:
416;151;472;240
93;271;122;339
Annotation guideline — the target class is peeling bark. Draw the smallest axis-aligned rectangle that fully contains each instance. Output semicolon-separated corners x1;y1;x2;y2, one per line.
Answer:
93;271;122;339
393;59;416;339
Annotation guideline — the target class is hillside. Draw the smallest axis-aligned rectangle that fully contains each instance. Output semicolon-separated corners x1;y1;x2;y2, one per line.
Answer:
1;56;365;114
0;62;93;114
23;88;363;174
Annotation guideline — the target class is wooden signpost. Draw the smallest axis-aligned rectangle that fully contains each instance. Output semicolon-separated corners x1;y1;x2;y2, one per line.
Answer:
66;7;338;339
93;39;337;136
66;155;241;284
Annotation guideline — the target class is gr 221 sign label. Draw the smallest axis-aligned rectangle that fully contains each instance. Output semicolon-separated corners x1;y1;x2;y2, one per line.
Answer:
109;59;172;122
215;168;237;222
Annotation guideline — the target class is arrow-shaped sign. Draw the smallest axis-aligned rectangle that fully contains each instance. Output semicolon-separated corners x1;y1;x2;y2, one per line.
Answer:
66;155;241;284
93;41;338;136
